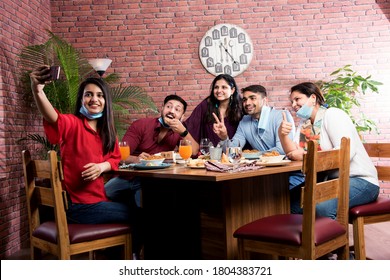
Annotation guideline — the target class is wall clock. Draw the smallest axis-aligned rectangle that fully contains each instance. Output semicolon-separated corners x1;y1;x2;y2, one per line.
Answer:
199;23;254;77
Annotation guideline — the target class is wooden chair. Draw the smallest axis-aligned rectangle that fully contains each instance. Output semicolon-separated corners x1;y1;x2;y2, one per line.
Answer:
22;150;132;260
233;137;351;260
349;143;390;259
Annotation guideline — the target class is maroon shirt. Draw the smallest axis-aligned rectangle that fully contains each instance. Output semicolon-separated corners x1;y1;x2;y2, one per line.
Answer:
184;99;239;146
122;118;181;155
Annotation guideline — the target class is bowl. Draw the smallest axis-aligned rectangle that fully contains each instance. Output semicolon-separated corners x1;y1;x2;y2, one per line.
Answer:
139;158;165;166
260;155;285;163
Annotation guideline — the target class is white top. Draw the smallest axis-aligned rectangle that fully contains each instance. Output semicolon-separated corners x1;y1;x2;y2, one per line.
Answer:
295;107;378;186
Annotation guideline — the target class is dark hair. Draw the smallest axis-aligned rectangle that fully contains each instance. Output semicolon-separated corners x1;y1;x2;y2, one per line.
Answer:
206;74;242;124
241;85;267;98
290;82;326;105
74;77;117;155
164;94;187;113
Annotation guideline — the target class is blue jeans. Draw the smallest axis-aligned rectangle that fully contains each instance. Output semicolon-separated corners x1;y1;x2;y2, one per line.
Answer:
66;201;131;224
104;177;141;208
290;177;380;219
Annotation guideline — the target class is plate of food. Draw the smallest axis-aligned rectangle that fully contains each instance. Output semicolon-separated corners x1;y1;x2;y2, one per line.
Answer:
259;151;285;163
242;149;261;159
139;155;165;166
187;159;206;169
133;163;171;170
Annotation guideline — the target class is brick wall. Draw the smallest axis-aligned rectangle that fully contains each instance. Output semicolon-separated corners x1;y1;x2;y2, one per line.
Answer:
0;0;52;259
1;0;390;258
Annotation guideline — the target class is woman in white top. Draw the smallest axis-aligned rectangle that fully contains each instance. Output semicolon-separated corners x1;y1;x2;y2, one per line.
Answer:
279;82;379;219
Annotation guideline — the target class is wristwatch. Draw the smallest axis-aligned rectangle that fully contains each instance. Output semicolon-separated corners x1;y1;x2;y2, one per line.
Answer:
180;129;189;137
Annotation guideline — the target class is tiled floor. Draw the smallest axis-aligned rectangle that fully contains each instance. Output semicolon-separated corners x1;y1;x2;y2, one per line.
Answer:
5;222;390;260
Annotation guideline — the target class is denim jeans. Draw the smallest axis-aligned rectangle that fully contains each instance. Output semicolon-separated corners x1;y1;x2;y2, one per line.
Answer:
290;177;380;219
66;201;131;224
104;177;141;208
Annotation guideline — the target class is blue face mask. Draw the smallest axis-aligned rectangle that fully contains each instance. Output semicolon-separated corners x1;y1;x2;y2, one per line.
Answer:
79;104;103;119
296;101;314;120
158;117;170;129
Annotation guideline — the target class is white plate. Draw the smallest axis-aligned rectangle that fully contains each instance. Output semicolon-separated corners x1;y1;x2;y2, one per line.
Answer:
256;160;291;167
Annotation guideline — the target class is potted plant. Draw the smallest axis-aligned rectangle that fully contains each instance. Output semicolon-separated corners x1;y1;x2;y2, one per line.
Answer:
18;31;157;155
316;65;383;135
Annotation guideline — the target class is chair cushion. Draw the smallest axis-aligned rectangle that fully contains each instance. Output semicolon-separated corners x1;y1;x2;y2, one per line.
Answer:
233;214;346;246
349;196;390;218
32;221;131;244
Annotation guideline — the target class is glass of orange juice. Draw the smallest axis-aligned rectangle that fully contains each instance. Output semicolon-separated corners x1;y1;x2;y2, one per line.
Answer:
119;141;130;167
179;139;192;165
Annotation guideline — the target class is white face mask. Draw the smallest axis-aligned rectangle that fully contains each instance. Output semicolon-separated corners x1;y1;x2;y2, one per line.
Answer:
296;99;314;120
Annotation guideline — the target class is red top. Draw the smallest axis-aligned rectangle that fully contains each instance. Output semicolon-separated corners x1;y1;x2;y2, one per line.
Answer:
123;117;181;155
44;111;121;204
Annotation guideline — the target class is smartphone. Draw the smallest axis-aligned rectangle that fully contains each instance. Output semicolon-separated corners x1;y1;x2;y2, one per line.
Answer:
50;66;60;81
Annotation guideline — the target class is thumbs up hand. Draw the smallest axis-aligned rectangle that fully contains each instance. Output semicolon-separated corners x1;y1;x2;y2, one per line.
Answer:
279;111;293;136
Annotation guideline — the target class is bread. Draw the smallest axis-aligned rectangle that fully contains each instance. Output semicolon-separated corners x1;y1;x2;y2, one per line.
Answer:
262;151;280;157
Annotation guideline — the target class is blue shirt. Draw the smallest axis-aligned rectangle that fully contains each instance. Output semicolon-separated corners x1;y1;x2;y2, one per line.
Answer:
226;106;295;155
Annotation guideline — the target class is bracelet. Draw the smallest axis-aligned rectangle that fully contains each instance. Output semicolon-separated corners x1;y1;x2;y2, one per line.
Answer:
180;129;189;137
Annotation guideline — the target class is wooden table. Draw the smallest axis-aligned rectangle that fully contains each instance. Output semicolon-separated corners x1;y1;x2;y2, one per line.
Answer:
111;161;302;260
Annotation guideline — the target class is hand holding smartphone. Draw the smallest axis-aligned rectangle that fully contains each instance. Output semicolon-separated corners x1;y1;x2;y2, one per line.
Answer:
50;66;60;81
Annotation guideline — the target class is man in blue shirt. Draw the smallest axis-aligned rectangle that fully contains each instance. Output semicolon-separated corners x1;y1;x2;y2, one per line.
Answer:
213;84;295;154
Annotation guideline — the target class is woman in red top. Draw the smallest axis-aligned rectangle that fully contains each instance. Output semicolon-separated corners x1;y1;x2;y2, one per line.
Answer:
29;66;131;225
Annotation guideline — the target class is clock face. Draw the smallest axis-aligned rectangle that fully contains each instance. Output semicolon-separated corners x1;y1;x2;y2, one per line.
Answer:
199;23;254;77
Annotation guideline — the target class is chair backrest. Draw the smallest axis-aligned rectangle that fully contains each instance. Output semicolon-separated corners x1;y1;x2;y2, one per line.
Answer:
22;150;70;251
363;143;390;182
301;137;350;249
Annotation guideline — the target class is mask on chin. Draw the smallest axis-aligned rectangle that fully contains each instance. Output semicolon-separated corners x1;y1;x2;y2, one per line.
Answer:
79;104;103;119
158;117;170;129
296;100;314;120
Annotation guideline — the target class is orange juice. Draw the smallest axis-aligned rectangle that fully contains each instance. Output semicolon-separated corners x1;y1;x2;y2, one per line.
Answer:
179;145;192;160
119;145;130;161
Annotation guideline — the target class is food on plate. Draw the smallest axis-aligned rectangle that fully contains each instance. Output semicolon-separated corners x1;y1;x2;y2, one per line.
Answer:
187;159;206;167
262;150;280;157
145;155;164;160
243;149;260;153
198;154;210;160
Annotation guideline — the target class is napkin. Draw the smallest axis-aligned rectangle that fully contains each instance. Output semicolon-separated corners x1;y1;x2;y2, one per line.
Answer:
204;160;264;172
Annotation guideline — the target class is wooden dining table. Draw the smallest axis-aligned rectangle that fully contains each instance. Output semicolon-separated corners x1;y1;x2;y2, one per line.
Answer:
110;160;302;260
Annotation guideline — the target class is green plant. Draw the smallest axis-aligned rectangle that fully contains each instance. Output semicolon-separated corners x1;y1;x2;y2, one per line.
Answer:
316;65;383;134
18;31;157;155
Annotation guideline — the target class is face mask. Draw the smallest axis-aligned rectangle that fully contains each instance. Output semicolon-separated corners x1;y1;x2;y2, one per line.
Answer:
158;117;170;129
296;100;314;120
79;104;103;119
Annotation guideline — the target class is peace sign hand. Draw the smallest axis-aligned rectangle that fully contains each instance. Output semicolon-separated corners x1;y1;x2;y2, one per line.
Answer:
212;113;228;140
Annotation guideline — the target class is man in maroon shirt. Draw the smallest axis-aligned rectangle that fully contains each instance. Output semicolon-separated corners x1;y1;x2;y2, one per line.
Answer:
105;95;196;258
105;94;196;207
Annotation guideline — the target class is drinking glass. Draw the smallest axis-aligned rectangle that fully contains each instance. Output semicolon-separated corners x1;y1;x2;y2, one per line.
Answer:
119;141;130;167
199;138;211;156
227;139;242;172
179;139;192;165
